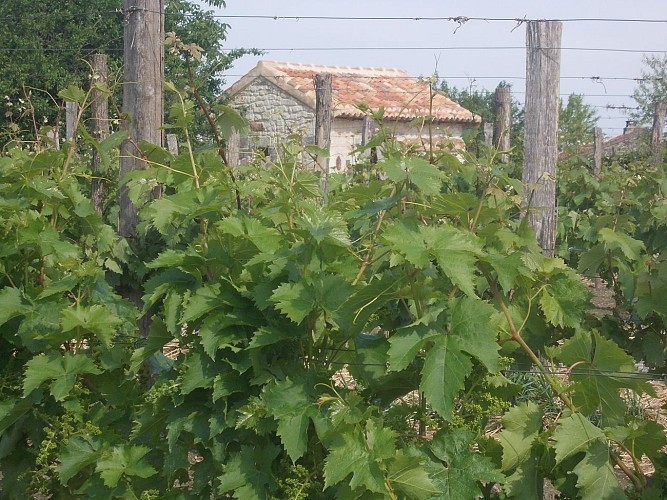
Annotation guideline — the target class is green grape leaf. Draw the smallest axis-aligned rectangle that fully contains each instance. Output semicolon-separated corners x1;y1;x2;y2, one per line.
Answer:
213;104;250;140
598;228;645;261
218;444;280;499
387;325;434;372
95;445;157;488
382;156;445;195
605;419;667;460
129;317;173;374
387;454;439;500
503;448;543;499
23;352;101;401
539;271;590;328
496;402;543;471
60;304;122;347
381;221;430;268
271;281;315;324
262;378;315;462
448;296;500;372
430;429;504;498
420;335;473;420
578;243;607;275
422;225;484;297
571;440;625;500
553;413;605;465
0;286;29;327
56;436;103;485
181;283;223;323
487;252;531;293
553;331;653;426
179;351;218;395
324;420;396;493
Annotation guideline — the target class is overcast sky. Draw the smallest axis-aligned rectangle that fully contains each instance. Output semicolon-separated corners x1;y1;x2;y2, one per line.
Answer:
196;0;667;136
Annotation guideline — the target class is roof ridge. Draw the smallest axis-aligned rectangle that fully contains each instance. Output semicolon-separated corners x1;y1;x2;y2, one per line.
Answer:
261;60;409;76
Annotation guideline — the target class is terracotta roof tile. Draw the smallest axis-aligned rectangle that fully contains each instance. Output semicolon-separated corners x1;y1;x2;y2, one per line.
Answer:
227;60;481;124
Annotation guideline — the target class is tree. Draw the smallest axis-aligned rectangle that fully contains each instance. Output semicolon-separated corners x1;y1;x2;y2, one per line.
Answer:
558;93;598;151
0;0;122;138
0;0;244;145
440;80;524;160
632;54;667;125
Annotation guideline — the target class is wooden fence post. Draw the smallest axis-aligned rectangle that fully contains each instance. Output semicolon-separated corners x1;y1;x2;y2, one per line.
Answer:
494;85;511;163
90;54;109;215
166;134;179;155
483;123;494;146
227;129;240;169
522;21;563;257
651;101;666;154
593;127;603;176
66;101;78;141
314;73;332;195
118;0;164;342
119;0;164;239
362;115;377;164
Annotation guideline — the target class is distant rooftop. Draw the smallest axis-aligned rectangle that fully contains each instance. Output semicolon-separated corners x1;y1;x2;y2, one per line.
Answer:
226;60;481;124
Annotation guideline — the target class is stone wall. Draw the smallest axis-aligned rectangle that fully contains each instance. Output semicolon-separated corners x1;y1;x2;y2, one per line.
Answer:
233;77;315;156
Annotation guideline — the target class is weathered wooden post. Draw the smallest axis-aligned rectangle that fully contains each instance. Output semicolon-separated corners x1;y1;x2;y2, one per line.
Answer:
494;85;511;163
65;101;78;141
483;123;494;146
651;101;666;154
119;0;164;239
118;0;164;342
166;134;178;155
593;127;603;176
362;115;377;164
227;129;240;169
522;21;562;257
314;73;332;195
90;54;109;215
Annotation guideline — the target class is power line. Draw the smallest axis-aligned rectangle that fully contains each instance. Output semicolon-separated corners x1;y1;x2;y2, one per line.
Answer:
148;10;667;25
4;11;667;25
215;46;667;54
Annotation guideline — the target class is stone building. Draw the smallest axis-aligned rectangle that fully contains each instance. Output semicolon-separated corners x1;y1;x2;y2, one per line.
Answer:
225;60;480;169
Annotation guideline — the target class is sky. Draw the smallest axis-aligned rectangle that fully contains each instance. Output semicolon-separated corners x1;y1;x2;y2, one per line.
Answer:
195;0;667;137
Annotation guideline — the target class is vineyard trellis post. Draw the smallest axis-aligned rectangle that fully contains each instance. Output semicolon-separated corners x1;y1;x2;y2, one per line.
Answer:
65;101;78;141
227;129;240;169
522;21;562;257
314;73;332;196
166;133;178;155
593;126;603;176
651;100;667;155
494;85;511;163
119;0;164;239
90;53;109;215
362;115;378;164
484;123;493;146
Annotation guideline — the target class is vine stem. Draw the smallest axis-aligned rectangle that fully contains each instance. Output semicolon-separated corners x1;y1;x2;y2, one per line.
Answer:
185;56;242;210
487;275;644;492
352;209;387;286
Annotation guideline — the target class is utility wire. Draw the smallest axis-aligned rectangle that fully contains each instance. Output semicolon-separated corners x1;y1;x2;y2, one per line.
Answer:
215;46;667;54
3;11;667;24
1;46;666;55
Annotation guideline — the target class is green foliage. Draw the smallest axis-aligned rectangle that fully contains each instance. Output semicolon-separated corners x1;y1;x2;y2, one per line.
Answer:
0;79;664;500
557;152;667;369
440;80;524;158
0;0;251;146
631;54;667;125
559;93;599;151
